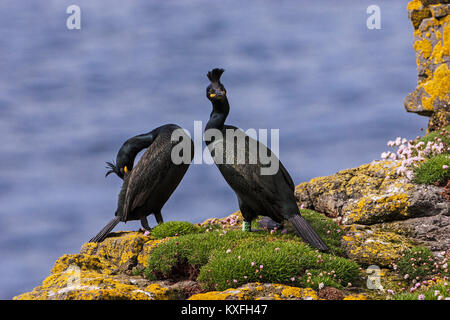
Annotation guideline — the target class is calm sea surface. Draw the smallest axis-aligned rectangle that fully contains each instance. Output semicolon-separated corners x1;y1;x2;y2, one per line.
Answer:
0;0;427;298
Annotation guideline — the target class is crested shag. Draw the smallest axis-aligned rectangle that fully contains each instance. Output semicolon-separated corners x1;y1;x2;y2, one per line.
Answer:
204;68;328;251
89;124;194;243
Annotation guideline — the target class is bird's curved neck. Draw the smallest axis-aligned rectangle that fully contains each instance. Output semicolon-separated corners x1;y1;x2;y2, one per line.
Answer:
206;99;230;131
119;127;160;165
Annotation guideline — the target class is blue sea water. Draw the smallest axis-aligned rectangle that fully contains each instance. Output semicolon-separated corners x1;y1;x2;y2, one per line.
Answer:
0;0;427;299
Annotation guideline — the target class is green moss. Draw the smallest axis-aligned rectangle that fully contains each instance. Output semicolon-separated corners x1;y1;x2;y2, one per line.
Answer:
413;154;450;184
151;221;199;239
198;238;360;291
145;228;360;291
144;230;263;279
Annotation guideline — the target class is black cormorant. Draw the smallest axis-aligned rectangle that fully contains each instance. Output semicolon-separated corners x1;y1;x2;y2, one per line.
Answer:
89;124;194;243
204;68;328;251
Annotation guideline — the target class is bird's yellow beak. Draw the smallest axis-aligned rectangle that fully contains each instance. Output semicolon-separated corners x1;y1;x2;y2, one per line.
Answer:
124;166;129;174
209;93;216;98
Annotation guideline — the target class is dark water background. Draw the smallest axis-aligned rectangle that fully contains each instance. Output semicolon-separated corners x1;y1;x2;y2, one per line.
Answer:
0;0;427;299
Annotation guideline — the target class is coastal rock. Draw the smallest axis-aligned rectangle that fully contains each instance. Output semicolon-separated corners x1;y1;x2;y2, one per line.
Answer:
13;253;177;300
295;160;449;258
405;0;450;131
341;224;416;266
188;283;320;300
295;160;448;225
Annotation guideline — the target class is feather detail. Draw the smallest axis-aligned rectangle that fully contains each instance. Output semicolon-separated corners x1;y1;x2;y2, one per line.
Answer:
207;68;225;83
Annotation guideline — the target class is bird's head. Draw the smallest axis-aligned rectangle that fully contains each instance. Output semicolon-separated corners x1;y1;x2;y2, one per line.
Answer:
206;68;227;102
105;152;133;179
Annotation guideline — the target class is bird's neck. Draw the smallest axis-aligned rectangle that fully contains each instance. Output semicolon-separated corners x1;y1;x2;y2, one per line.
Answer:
206;99;230;131
119;128;159;165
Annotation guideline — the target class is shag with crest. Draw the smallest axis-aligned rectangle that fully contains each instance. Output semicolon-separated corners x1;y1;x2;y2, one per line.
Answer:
89;124;194;243
204;68;328;251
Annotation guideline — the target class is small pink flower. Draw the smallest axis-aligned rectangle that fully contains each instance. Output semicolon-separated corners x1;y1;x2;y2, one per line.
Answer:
443;165;449;170
290;277;295;282
418;294;425;300
259;265;264;269
251;262;255;267
233;279;237;283
226;249;232;253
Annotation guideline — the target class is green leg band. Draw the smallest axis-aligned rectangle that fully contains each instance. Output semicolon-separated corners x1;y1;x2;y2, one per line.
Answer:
242;221;251;232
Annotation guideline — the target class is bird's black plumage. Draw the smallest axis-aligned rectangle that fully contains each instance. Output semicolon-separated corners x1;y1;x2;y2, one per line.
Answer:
90;124;194;243
204;68;328;251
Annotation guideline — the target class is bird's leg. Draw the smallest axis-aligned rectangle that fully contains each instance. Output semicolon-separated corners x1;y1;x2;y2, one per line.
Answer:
242;220;252;232
140;216;152;236
238;198;256;232
154;210;164;225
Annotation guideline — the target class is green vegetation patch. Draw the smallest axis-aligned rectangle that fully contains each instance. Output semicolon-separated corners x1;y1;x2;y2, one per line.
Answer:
417;125;450;149
145;214;360;291
198;237;359;291
413;154;450;185
396;246;449;282
392;280;449;300
151;221;200;239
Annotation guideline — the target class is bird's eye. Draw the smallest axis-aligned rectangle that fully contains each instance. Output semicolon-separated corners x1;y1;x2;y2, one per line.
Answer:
124;166;129;174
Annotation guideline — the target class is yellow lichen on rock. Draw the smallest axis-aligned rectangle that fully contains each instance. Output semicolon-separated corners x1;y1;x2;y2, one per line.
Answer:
407;0;423;11
405;1;449;130
80;231;151;270
13;253;169;300
296;160;418;225
342;225;415;266
343;294;368;300
414;38;433;59
419;63;450;111
188;283;319;300
137;238;167;269
280;286;319;300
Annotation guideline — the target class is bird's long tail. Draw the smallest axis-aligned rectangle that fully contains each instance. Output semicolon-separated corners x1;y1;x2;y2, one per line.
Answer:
289;215;329;252
89;216;121;243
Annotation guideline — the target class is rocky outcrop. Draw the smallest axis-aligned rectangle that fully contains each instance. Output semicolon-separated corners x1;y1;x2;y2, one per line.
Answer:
404;0;450;131
13;233;186;300
295;160;449;265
